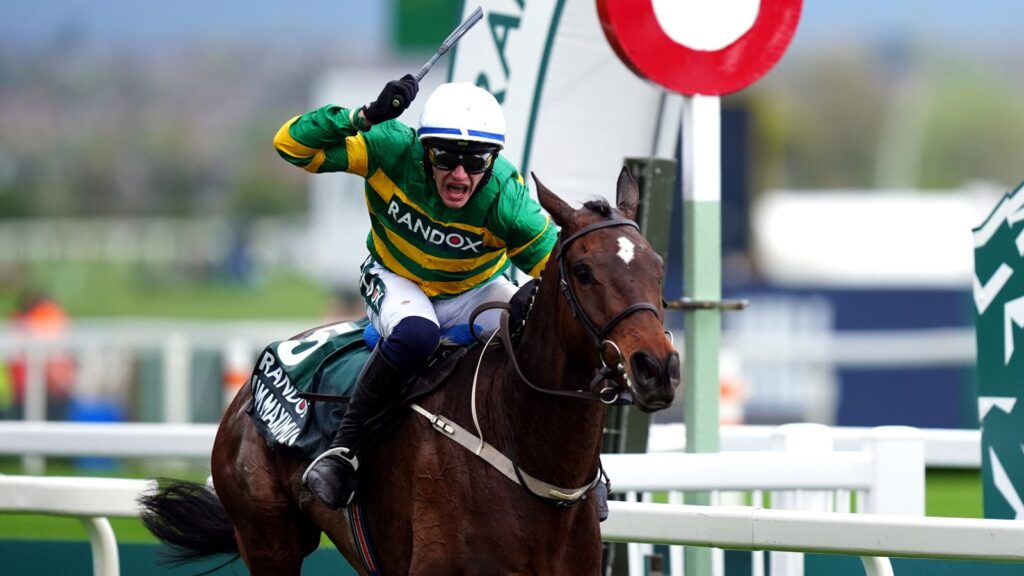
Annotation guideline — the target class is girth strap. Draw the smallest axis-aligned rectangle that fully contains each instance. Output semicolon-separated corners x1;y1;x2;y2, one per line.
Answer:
409;403;602;505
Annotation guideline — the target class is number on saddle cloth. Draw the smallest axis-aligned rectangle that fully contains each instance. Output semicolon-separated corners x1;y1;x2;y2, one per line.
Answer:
246;318;372;458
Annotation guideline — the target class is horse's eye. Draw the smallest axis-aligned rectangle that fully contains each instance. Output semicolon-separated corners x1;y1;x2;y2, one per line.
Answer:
572;264;595;284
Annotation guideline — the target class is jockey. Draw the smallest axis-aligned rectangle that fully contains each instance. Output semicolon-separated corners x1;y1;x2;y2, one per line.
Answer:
273;77;558;509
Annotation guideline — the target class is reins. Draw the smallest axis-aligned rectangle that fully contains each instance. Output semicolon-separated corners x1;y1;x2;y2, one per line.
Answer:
470;301;613;403
469;216;663;405
412;215;665;506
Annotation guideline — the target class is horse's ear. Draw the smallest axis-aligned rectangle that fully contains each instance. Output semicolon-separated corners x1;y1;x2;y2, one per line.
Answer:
532;172;574;226
616;165;639;221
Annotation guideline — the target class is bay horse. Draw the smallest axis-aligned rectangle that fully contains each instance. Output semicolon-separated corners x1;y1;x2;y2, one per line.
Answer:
140;166;680;575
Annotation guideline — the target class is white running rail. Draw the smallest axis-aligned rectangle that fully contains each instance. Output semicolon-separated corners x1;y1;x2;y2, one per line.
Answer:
649;423;980;468
600;501;1024;576
0;421;984;576
2;476;1023;576
0;421;981;468
0;475;154;576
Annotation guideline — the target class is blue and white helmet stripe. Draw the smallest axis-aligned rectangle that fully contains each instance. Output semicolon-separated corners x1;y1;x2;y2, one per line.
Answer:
418;126;505;144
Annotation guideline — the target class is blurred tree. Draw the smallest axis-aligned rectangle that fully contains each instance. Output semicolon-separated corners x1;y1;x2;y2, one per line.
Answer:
754;46;886;190
230;170;305;218
0;184;32;218
919;64;1024;189
750;43;1024;195
228;118;307;219
4;22;1024;223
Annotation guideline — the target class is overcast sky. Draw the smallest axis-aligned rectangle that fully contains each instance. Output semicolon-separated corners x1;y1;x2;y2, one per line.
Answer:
792;1;1024;52
2;0;1022;54
0;0;387;51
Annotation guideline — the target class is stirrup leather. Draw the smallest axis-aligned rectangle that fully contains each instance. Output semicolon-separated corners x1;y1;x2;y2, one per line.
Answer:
302;446;359;485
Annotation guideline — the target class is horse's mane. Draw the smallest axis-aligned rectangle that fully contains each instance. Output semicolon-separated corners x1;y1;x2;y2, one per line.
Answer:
582;198;612;218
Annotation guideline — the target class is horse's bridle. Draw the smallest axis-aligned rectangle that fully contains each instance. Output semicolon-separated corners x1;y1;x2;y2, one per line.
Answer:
458;216;665;507
476;216;663;405
556;219;660;345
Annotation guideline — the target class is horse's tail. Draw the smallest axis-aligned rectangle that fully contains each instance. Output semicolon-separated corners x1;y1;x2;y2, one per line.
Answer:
139;479;240;567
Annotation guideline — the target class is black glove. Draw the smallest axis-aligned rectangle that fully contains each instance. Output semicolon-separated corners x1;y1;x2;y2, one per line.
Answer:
362;74;419;125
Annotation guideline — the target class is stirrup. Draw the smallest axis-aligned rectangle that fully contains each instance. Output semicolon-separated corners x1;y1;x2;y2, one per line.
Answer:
302;446;359;485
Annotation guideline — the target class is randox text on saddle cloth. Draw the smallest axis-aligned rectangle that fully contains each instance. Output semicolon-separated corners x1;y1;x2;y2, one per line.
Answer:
252;350;306;447
247;319;370;455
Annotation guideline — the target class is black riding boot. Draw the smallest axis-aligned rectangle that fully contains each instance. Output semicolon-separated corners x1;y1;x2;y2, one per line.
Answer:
303;346;411;509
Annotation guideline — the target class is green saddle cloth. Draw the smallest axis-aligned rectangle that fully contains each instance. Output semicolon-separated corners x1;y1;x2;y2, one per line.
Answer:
246;318;372;458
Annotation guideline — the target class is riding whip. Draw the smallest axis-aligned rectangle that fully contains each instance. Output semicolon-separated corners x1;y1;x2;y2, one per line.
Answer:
391;6;484;109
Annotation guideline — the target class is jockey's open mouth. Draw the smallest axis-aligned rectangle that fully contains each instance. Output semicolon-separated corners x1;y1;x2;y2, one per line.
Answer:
438;173;475;208
443;181;471;203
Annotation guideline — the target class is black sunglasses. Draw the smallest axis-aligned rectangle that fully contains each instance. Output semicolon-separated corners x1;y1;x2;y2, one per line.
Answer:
427;146;496;174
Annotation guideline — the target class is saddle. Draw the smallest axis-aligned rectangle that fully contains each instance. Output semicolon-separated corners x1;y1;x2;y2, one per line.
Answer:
246;280;539;455
245;318;469;458
246;281;539;506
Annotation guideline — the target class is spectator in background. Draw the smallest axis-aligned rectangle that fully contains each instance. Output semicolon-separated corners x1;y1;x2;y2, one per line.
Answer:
8;291;75;420
0;356;12;419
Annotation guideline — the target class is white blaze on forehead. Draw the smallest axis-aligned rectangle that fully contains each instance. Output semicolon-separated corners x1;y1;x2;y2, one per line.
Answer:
617;237;636;265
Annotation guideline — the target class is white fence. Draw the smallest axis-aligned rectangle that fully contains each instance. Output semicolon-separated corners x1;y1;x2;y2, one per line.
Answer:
606;423;924;576
0;421;980;468
649;423;981;468
0;320;977;429
3;476;1024;576
0;421;1010;576
601;502;1024;575
0;475;153;576
0;319;309;428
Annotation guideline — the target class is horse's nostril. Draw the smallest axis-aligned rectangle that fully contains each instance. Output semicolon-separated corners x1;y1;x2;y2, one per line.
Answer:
630;351;662;386
667;352;681;389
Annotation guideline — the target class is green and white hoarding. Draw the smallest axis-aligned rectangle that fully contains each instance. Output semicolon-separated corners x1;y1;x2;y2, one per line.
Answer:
974;181;1024;519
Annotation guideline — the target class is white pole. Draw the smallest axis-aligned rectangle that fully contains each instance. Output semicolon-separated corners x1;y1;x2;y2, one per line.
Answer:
162;334;190;423
682;93;723;576
865;426;925;516
23;342;47;474
770;424;835;575
83;517;120;576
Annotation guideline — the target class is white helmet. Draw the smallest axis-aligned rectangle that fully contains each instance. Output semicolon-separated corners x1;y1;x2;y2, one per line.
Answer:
418;82;506;150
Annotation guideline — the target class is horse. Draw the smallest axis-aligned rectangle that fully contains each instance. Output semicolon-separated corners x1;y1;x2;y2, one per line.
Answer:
140;166;681;575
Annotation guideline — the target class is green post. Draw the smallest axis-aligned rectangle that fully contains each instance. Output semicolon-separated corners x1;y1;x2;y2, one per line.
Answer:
682;94;721;575
973;182;1024;519
620;156;678;453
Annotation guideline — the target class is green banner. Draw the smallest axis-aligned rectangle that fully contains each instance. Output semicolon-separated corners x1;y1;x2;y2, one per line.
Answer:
974;181;1024;519
393;0;461;54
